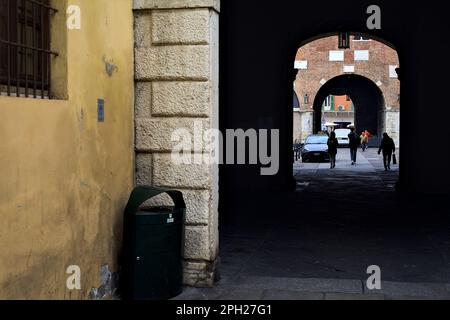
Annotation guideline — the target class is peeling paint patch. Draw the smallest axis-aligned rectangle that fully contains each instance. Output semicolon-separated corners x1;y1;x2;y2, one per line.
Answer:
102;56;118;77
80;181;90;188
89;265;119;300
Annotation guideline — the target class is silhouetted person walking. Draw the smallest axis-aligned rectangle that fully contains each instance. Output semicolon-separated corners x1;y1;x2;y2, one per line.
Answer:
378;133;396;171
348;128;359;165
327;131;338;169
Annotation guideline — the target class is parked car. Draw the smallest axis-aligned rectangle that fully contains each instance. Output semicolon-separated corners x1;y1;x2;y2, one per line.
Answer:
334;128;351;147
301;135;330;162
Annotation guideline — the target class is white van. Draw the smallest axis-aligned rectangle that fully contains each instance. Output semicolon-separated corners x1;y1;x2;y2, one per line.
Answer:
334;129;351;146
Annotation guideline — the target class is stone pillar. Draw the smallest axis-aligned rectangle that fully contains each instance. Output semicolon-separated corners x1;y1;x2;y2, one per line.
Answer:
293;110;302;143
300;111;314;143
133;0;220;287
385;111;400;147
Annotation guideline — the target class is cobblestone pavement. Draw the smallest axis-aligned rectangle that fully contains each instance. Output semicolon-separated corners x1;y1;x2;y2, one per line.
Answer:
176;148;450;300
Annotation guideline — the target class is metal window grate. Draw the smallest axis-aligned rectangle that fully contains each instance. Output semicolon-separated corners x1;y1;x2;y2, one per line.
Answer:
0;0;58;99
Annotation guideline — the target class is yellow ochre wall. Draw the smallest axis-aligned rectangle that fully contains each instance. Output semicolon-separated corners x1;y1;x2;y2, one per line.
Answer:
0;0;134;299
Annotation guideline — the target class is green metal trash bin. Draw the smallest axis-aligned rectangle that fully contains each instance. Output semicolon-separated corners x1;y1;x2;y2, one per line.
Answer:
122;186;186;300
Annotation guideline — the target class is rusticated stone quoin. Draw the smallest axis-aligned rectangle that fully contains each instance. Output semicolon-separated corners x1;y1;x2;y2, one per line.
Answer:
133;0;220;12
135;82;152;119
135;118;209;152
153;82;211;117
134;0;220;288
183;259;220;288
184;226;211;261
152;9;211;45
152;154;212;189
136;153;153;186
135;46;210;81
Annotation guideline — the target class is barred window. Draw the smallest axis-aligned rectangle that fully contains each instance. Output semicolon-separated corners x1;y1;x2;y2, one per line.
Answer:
0;0;58;99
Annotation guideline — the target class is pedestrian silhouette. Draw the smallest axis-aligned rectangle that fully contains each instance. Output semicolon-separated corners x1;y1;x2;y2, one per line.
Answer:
378;133;396;171
327;131;339;169
348;128;360;165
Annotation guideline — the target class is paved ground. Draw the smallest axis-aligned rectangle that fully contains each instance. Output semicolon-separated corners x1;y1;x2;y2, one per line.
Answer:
176;148;450;300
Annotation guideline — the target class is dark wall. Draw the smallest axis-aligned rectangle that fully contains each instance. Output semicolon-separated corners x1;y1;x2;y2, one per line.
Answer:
219;0;450;222
353;81;383;137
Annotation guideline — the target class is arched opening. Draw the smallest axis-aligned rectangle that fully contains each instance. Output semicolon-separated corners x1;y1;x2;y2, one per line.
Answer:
212;1;450;299
293;34;400;177
313;74;385;138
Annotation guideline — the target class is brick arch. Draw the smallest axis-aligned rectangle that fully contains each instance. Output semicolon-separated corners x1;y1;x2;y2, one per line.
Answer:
293;34;400;144
312;74;386;136
303;68;391;112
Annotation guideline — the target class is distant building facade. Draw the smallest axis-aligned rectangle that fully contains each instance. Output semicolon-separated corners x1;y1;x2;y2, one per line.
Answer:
322;94;354;129
293;34;400;145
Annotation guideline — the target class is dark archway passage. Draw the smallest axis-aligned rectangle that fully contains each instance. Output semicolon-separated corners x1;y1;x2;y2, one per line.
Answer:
313;75;385;137
206;0;450;300
219;0;450;219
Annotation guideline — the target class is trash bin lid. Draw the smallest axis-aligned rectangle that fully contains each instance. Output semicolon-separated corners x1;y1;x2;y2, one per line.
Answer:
124;186;186;218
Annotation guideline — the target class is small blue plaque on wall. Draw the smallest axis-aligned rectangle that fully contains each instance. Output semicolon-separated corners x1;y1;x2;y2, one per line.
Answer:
98;99;105;122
